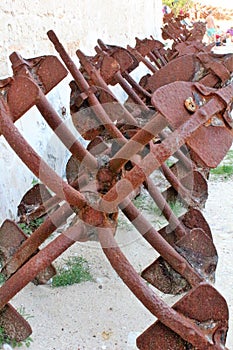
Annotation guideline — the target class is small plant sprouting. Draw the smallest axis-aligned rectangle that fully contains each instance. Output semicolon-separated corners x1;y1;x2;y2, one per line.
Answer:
52;256;93;288
210;164;233;176
5;334;33;348
17;223;32;236
210;150;233;178
0;315;33;348
133;193;162;216
18;217;44;236
0;273;6;285
31;177;39;186
169;199;185;217
17;306;34;321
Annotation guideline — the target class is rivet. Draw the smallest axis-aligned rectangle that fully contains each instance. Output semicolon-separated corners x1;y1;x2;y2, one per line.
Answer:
184;97;197;113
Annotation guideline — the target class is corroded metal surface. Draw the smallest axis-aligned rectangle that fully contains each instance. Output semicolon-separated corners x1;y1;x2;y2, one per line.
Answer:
0;27;232;349
137;283;228;349
0;219;56;285
0;304;32;342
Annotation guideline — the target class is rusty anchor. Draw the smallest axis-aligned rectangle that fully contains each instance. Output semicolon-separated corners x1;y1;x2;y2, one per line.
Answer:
76;43;209;209
49;30;231;288
0;28;232;349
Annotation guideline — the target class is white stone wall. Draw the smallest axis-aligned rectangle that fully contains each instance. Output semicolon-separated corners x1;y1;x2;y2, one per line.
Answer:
0;0;162;221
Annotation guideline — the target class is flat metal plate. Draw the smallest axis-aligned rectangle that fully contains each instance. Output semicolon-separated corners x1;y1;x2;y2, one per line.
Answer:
137;283;228;349
0;303;32;342
36;55;68;93
152;81;233;167
146;55;196;92
141;228;217;294
0;220;27;263
7;76;39;121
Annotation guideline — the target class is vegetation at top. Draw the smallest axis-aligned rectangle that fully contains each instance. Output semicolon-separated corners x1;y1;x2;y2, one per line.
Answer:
210;150;233;178
163;0;194;15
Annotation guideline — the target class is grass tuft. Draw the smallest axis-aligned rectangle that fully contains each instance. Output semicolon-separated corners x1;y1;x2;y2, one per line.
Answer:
133;193;162;216
210;164;233;176
210;149;233;177
18;217;44;236
52;256;93;287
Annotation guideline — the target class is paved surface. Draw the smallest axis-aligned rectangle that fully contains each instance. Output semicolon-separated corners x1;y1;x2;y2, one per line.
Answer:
212;44;233;54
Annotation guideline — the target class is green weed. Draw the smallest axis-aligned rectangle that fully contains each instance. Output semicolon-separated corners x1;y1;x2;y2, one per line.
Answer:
210;164;233;176
17;306;34;321
210;150;233;177
18;217;44;236
133;193;162;216
169;199;185;217
0;307;33;348
0;273;5;285
52;256;93;287
31;178;39;186
5;334;33;348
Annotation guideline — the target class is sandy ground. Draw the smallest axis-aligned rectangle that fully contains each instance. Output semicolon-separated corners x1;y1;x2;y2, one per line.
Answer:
6;173;233;350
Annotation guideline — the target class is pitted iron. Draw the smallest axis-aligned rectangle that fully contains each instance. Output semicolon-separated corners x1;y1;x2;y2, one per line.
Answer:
0;27;232;350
